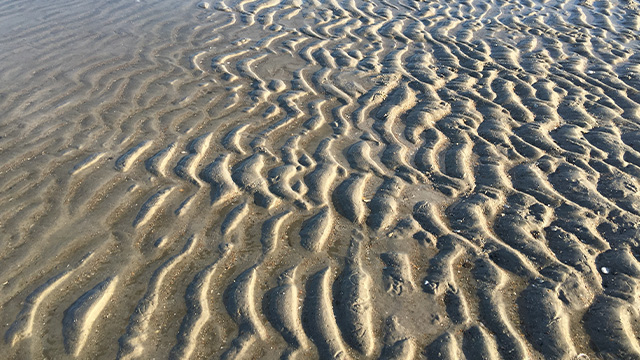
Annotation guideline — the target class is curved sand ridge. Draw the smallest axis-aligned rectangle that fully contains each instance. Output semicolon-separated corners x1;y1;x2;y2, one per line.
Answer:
1;0;640;358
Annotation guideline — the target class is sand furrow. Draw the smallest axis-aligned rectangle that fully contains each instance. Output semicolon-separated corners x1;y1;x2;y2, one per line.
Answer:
201;154;240;206
335;232;374;356
260;210;293;255
63;276;118;357
300;206;334;252
117;235;198;359
222;266;266;359
303;267;352;359
5;253;93;347
170;244;232;360
264;266;309;358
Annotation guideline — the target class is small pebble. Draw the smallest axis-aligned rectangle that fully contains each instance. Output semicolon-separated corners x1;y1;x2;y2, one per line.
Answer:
600;267;610;274
197;1;210;9
154;237;167;248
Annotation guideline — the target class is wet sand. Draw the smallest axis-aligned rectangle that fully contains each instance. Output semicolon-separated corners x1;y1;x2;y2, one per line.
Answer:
1;0;640;358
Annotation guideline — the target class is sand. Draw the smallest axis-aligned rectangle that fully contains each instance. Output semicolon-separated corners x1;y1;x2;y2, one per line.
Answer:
1;0;640;358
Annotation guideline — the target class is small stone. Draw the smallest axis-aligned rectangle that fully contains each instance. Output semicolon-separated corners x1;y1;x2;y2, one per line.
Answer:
600;267;610;274
197;1;210;9
154;237;166;248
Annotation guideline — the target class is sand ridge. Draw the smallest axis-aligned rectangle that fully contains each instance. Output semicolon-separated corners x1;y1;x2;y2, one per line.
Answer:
1;0;640;358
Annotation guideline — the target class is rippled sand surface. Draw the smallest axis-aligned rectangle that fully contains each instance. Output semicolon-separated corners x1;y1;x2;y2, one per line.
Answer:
1;0;640;358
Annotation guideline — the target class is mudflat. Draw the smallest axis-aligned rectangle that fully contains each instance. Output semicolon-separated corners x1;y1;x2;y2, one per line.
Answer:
1;0;640;359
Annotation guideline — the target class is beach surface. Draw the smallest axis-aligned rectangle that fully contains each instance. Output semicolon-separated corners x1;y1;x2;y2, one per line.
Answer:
1;0;640;358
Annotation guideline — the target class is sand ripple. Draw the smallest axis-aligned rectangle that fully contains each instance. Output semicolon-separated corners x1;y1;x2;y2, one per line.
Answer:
1;0;640;358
